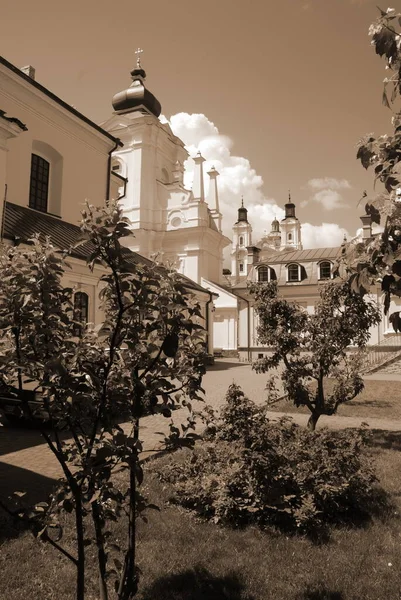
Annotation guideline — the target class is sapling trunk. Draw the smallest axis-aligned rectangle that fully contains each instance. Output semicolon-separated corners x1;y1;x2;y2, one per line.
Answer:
92;501;109;600
75;493;86;600
118;409;140;600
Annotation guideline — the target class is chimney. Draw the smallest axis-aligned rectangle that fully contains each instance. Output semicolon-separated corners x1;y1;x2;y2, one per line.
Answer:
192;151;205;202
360;214;372;239
21;65;36;80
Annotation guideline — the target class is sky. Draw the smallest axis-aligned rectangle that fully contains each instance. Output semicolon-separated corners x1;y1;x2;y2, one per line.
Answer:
1;0;399;247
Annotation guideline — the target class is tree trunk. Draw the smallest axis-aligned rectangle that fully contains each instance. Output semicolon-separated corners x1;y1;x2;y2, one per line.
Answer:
307;411;320;431
75;495;86;600
92;501;109;600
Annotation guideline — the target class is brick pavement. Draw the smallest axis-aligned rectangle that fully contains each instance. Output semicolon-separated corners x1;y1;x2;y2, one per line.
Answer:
1;360;401;488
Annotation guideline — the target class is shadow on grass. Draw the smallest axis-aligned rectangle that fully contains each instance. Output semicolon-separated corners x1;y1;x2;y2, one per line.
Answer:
139;565;255;600
295;587;344;600
347;399;393;409
0;462;57;541
207;361;249;371
367;429;401;452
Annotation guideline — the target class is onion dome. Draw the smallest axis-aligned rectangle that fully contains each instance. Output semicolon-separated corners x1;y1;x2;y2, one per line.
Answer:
112;49;161;117
236;197;248;223
283;191;296;219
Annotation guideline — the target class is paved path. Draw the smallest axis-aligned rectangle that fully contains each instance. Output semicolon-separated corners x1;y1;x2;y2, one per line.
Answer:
1;360;401;491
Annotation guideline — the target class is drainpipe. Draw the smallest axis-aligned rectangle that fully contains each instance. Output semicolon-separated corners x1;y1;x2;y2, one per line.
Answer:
106;139;123;202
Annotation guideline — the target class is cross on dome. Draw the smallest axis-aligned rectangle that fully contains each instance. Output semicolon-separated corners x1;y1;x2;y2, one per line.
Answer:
135;47;144;68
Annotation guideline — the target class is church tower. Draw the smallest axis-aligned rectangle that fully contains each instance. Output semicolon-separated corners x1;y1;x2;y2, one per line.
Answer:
231;199;253;277
101;50;230;284
279;193;302;251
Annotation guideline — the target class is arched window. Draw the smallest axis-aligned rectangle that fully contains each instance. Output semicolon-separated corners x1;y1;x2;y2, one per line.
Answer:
287;232;293;241
257;266;276;282
29;154;49;213
258;266;269;282
239;263;244;273
239;236;244;246
319;261;332;280
287;263;301;282
73;292;89;337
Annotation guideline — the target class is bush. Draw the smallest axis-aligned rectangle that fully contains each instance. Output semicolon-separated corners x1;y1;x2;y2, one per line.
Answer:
155;384;382;535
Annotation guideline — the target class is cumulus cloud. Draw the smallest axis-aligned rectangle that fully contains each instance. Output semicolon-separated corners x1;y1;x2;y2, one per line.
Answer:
167;113;350;252
304;177;351;212
302;223;348;248
308;178;351;191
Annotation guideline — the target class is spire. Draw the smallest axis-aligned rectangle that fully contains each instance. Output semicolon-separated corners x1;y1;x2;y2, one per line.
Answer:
112;49;162;117
192;151;206;202
207;165;220;212
236;196;248;223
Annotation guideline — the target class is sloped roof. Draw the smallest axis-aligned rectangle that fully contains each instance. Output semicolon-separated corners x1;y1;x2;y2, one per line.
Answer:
0;56;121;147
266;247;341;264
3;202;210;296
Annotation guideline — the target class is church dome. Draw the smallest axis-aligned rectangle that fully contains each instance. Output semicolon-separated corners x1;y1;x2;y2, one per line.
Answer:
112;56;161;117
271;217;280;232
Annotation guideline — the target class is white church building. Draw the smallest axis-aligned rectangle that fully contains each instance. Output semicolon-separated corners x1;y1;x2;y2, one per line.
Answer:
0;52;398;361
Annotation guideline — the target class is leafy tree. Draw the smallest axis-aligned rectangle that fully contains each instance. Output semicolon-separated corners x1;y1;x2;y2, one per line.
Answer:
344;7;401;317
250;280;381;430
0;201;206;600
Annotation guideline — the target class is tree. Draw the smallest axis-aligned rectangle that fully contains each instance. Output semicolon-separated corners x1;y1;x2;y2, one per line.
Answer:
250;280;381;430
0;200;206;600
344;7;401;318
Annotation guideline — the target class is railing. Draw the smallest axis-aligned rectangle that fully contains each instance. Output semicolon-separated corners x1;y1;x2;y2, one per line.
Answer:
362;334;401;373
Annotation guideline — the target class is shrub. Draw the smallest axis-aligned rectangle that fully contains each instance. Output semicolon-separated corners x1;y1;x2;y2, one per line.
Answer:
156;385;382;535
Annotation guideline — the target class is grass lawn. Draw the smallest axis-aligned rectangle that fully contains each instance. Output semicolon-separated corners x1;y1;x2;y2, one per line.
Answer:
267;379;401;421
2;430;401;600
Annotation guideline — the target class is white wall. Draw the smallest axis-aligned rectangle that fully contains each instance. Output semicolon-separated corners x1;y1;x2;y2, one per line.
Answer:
0;63;115;225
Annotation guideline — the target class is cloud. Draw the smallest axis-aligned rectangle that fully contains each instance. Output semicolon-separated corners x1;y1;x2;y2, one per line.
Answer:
308;178;351;191
167;113;351;252
304;177;351;212
313;189;347;211
302;223;349;248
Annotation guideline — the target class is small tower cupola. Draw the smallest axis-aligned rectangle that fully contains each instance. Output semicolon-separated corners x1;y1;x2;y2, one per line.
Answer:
112;48;162;117
271;217;280;232
279;191;303;251
284;192;296;219
237;197;248;223
231;198;254;277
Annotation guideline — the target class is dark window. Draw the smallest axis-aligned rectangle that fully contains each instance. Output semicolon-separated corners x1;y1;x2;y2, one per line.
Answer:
239;236;244;246
258;353;264;359
288;264;300;282
258;266;269;282
29;154;49;212
319;261;331;280
288;233;292;241
73;292;89;336
239;263;244;272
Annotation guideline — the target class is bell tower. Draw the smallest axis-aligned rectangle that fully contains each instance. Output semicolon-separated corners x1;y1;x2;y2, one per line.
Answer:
231;198;253;277
280;192;302;251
